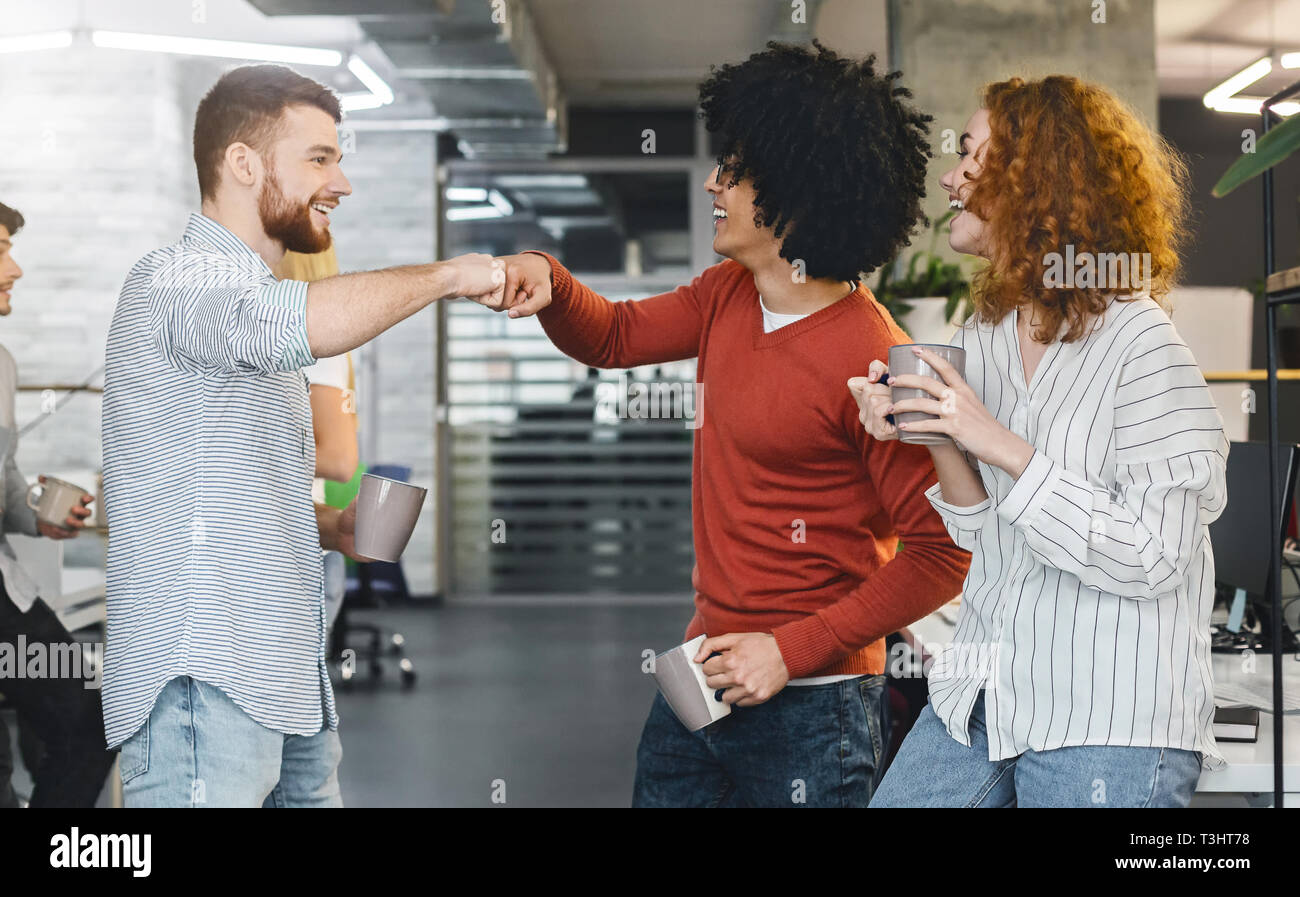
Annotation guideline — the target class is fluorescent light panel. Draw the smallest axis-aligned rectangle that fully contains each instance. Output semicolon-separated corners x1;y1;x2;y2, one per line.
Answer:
1203;56;1299;116
91;30;342;67
493;174;589;189
340;92;386;112
1204;57;1272;110
0;30;73;53
446;187;489;202
487;189;514;216
347;54;394;105
446;205;504;222
0;30;397;114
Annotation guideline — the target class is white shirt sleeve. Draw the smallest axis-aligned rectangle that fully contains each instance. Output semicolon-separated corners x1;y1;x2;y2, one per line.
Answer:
303;352;350;390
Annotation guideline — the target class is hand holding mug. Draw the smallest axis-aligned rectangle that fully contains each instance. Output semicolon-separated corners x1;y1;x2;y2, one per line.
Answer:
333;497;369;563
887;346;1033;475
847;359;898;442
28;475;93;540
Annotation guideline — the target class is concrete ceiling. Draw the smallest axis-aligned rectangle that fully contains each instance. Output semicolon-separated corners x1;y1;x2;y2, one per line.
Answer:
5;0;1296;141
526;0;868;106
1158;0;1300;98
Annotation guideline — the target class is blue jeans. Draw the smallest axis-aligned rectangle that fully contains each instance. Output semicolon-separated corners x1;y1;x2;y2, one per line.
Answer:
632;674;888;807
118;676;343;807
870;692;1201;807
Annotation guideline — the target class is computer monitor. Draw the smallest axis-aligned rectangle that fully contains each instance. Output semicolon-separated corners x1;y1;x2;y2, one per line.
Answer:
1209;441;1300;598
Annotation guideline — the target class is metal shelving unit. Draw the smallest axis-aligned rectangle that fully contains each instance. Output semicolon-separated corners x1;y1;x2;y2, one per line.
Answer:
1260;77;1300;808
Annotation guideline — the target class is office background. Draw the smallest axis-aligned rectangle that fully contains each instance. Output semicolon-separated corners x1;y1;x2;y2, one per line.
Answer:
1;0;1298;805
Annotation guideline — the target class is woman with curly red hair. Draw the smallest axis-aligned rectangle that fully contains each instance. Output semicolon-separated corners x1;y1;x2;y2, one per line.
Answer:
852;76;1228;807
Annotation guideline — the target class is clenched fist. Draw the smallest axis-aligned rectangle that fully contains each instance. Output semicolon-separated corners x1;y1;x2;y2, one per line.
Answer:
444;253;507;308
496;253;554;318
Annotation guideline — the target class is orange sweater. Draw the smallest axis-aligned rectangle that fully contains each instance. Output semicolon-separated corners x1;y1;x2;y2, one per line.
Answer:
531;253;971;677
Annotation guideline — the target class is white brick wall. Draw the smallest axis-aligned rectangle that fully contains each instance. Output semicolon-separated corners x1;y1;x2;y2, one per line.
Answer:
1;46;440;594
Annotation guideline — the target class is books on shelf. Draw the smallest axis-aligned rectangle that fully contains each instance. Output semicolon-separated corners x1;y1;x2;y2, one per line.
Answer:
1213;706;1260;743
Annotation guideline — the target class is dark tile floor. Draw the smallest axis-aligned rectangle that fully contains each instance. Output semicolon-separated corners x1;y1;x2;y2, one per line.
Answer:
3;601;692;808
331;601;691;807
3;602;1257;807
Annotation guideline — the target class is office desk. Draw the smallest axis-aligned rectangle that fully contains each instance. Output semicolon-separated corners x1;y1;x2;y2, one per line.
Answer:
1196;653;1300;806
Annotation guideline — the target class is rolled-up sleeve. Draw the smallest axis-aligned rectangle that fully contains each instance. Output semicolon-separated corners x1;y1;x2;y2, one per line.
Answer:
148;273;314;375
925;482;990;552
995;326;1228;600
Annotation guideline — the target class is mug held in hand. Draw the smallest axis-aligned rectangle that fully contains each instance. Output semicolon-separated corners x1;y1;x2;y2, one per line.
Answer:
26;476;90;530
651;634;732;731
353;473;428;562
886;343;967;445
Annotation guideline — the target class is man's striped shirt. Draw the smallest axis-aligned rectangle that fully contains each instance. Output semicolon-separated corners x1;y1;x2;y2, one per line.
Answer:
923;295;1229;770
101;212;336;748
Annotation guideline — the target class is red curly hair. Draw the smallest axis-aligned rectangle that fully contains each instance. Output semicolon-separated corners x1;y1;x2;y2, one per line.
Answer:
964;76;1190;343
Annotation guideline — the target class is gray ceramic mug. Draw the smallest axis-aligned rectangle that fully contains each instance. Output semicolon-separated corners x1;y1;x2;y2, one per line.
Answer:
26;476;89;530
886;343;967;445
353;474;428;562
651;634;732;731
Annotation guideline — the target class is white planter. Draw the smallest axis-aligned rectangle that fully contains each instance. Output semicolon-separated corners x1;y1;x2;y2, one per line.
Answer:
897;295;961;346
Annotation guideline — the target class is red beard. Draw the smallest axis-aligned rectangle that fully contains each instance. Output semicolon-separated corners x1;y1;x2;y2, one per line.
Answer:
260;167;331;255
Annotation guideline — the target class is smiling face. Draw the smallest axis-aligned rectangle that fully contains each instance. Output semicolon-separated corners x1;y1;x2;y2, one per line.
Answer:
939;108;992;258
0;226;23;317
703;157;771;266
257;104;352;255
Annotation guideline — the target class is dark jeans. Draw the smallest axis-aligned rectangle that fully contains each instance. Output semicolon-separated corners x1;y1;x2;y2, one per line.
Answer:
633;674;889;807
0;576;116;807
0;715;15;808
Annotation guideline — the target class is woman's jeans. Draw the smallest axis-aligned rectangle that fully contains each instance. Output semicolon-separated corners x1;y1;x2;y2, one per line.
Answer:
871;691;1202;807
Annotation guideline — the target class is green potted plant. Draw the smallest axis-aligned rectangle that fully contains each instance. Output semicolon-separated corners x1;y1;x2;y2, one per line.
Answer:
1215;113;1300;363
1212;112;1300;198
872;209;973;343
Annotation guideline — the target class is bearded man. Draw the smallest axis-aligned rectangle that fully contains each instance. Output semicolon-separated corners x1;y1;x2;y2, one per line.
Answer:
101;64;503;807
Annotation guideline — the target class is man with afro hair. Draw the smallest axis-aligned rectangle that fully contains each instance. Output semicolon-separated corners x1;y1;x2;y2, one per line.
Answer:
493;41;971;807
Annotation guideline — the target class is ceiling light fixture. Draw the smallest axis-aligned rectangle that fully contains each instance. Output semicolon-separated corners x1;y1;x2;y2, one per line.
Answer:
346;54;394;105
0;30;74;54
90;30;343;67
1204;56;1300;116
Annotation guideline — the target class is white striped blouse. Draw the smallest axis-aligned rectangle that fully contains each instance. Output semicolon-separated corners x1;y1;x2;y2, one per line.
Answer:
101;213;337;748
922;294;1229;770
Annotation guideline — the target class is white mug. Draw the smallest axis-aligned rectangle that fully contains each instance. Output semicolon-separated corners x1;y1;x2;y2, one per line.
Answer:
651;634;732;731
353;474;427;562
26;476;89;530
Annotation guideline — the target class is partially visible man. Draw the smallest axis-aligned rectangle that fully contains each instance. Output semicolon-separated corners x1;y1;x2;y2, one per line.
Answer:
0;200;112;807
102;64;504;807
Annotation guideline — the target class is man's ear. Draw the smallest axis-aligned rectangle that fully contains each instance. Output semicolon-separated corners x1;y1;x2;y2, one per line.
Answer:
223;142;260;189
